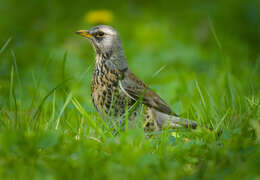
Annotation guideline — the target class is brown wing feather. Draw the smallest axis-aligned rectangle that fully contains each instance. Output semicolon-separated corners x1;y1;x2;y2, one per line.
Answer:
120;69;173;115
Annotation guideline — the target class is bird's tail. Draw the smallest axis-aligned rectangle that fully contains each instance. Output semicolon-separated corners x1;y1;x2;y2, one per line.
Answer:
152;109;197;129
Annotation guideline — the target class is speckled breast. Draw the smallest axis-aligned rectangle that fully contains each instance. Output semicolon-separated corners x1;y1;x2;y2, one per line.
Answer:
90;62;135;117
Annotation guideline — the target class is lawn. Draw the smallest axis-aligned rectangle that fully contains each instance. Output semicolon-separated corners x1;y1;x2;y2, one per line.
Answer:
0;0;260;179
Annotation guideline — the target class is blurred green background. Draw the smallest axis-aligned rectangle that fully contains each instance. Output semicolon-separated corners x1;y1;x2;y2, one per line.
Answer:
1;0;260;106
0;0;260;179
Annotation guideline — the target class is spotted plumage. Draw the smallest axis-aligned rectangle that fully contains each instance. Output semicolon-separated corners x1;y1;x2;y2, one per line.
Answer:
91;55;132;117
76;25;197;131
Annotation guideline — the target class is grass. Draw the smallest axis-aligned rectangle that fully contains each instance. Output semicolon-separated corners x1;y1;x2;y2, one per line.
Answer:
1;38;260;179
0;1;260;179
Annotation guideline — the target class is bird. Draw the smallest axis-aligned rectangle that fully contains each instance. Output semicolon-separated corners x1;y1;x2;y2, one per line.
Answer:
76;25;197;131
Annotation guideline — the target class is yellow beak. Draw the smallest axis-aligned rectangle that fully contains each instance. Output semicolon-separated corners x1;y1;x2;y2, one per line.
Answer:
76;30;93;38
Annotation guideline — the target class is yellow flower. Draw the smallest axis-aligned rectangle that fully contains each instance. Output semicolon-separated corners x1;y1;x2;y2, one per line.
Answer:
171;132;178;137
84;10;114;24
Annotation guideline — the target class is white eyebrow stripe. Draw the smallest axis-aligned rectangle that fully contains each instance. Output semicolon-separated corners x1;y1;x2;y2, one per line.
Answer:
104;31;116;35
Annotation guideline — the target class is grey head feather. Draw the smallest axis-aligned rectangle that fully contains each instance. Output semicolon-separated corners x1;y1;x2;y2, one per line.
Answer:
88;25;128;71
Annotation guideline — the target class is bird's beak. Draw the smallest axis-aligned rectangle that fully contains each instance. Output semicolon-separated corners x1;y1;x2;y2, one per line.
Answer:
76;30;93;38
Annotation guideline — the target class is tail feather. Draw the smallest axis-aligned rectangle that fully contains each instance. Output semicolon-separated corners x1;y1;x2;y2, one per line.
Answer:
152;108;197;129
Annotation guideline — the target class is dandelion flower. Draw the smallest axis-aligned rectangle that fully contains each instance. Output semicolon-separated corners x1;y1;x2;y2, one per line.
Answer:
84;10;114;24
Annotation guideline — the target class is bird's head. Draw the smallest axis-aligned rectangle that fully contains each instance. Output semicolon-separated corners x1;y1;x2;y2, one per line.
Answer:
76;25;123;56
76;25;128;70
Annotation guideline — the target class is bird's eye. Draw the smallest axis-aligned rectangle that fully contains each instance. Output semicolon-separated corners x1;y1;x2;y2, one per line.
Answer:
96;31;105;37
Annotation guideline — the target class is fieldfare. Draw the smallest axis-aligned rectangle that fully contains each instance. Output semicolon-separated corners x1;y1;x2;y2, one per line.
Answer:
76;25;197;131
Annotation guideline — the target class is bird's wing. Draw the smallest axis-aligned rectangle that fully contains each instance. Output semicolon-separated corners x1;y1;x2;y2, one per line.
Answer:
119;69;173;115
